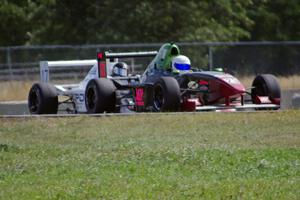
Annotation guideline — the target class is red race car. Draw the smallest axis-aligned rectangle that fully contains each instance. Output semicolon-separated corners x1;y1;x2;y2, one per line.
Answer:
93;43;280;112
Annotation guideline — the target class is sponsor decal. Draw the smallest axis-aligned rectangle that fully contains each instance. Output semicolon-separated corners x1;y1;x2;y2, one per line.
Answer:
199;85;209;91
97;52;103;59
187;81;198;89
199;80;209;85
217;75;240;84
99;62;107;77
135;88;144;106
74;94;84;102
198;80;209;91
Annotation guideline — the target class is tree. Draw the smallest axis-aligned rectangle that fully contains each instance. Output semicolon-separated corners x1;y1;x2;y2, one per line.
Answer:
27;0;255;44
1;0;299;46
0;0;29;45
248;0;300;41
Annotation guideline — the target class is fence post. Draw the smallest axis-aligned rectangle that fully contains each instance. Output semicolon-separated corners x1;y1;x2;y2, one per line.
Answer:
40;61;49;83
130;58;135;73
208;46;213;71
6;47;13;80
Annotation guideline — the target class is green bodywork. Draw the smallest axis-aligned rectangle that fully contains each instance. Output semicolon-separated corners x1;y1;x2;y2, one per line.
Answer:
148;43;180;71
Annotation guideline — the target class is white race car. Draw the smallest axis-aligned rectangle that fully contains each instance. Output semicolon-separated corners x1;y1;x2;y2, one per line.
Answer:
28;51;157;114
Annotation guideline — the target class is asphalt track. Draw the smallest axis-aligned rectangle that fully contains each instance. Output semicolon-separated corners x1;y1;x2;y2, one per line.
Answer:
0;110;284;119
0;89;299;118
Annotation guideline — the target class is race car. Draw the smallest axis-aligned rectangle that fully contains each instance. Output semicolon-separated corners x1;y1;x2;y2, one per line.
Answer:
28;43;281;114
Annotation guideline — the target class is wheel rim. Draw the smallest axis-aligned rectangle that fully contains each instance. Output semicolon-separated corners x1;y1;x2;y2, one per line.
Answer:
254;82;267;96
29;87;39;113
153;85;164;111
86;86;96;110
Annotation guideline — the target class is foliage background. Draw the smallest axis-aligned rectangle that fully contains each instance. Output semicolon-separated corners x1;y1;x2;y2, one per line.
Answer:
0;0;299;46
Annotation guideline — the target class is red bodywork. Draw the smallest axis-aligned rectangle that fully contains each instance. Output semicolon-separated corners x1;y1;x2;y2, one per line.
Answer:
97;52;107;78
181;72;279;112
208;74;246;105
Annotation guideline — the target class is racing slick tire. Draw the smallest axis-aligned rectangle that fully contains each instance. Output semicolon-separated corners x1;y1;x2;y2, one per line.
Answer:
152;77;181;112
251;74;281;105
28;83;58;114
85;78;116;113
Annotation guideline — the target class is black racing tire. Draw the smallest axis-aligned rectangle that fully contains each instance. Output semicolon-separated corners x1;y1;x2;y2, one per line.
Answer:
152;77;181;112
28;83;58;114
85;78;116;113
251;74;281;104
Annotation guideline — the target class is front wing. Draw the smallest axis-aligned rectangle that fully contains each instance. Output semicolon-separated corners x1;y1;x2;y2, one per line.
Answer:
195;103;280;112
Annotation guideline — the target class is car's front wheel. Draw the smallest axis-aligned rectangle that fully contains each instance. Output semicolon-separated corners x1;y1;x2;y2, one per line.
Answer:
251;74;281;105
152;77;181;112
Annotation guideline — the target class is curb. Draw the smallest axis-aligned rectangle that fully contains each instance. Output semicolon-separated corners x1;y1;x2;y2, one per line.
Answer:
0;101;29;115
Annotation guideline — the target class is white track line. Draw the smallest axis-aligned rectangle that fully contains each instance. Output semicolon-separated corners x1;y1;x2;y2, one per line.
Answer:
0;110;282;118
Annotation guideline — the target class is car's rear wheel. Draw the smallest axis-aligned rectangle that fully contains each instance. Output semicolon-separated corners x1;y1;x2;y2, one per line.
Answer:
85;78;116;113
28;83;58;114
152;77;181;112
251;74;281;104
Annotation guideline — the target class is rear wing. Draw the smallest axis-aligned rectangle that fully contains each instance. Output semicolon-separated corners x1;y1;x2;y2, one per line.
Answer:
97;51;157;78
40;51;157;82
40;60;97;83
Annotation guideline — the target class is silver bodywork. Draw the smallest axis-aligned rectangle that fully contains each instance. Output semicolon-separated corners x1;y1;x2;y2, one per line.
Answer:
39;59;119;113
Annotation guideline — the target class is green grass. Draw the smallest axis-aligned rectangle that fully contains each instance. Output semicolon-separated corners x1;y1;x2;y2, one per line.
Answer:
0;111;300;199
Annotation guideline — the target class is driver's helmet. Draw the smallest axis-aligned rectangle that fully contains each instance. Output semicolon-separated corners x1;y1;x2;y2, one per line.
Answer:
171;55;191;73
112;62;128;77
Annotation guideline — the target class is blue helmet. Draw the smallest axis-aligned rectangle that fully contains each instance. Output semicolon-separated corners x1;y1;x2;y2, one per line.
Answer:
171;55;191;72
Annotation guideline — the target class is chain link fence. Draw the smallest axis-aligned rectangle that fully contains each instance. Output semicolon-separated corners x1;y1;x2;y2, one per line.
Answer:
1;41;300;82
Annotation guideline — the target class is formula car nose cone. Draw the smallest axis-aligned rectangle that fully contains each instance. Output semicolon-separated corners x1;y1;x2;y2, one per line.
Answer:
216;74;246;93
